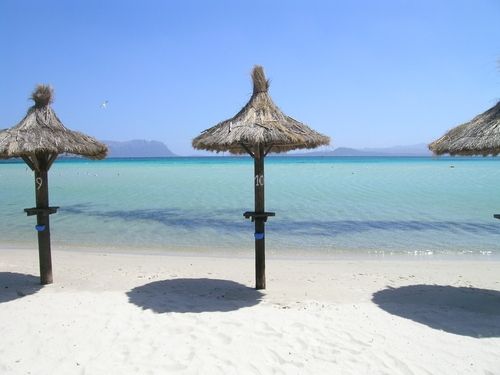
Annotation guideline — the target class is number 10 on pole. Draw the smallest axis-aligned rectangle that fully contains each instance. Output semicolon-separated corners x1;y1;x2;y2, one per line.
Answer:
255;174;264;187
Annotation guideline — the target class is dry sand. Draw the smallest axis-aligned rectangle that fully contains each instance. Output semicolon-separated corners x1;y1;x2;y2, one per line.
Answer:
1;248;499;374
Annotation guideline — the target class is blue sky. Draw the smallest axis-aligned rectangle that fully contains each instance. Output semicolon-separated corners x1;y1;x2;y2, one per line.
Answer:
1;0;498;155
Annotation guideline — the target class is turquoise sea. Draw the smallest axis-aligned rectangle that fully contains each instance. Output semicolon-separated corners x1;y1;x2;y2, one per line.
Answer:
2;156;500;257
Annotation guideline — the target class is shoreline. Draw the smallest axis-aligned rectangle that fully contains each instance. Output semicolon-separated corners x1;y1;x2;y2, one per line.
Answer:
2;242;500;261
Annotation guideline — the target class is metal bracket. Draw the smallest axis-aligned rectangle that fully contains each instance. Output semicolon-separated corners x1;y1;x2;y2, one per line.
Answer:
243;211;276;222
24;207;59;216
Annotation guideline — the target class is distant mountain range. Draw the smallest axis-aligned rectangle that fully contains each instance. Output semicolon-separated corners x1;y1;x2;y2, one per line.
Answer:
103;140;176;158
293;143;432;157
101;140;432;158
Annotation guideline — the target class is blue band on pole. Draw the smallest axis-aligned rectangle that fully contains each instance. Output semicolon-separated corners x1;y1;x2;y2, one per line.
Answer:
254;232;264;240
35;225;46;232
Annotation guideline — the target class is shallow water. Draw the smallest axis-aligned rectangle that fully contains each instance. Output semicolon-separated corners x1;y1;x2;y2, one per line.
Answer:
2;156;500;257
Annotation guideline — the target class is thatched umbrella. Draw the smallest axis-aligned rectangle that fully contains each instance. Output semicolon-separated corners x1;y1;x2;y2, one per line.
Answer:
193;66;330;289
429;101;500;156
429;101;500;220
0;85;107;284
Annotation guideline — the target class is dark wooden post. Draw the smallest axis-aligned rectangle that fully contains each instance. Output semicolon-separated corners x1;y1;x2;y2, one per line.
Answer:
254;144;266;290
35;164;53;285
243;144;274;289
23;153;57;285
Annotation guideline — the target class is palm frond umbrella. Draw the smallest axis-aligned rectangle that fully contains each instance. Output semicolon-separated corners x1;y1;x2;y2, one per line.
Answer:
193;66;330;289
429;101;500;156
0;85;107;284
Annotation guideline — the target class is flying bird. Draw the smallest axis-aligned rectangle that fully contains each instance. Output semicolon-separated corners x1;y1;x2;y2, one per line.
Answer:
100;100;108;109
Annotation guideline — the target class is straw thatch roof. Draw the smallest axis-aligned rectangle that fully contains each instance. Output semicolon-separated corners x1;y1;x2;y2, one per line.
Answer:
0;85;107;161
192;66;330;154
429;101;500;156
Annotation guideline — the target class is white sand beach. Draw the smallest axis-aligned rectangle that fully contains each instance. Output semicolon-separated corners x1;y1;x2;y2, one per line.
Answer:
1;247;499;374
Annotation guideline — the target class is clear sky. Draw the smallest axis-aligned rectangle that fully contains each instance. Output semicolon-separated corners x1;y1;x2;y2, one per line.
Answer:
1;0;499;155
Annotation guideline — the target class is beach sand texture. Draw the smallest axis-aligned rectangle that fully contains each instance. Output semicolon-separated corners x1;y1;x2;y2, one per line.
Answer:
1;248;499;374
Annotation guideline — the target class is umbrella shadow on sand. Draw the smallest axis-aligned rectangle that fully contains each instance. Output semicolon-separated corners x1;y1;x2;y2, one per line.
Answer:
127;278;263;314
0;272;43;303
372;285;500;338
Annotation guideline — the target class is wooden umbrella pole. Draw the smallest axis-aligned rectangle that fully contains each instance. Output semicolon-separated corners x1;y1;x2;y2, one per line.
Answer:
254;144;266;289
193;66;329;290
35;158;53;285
